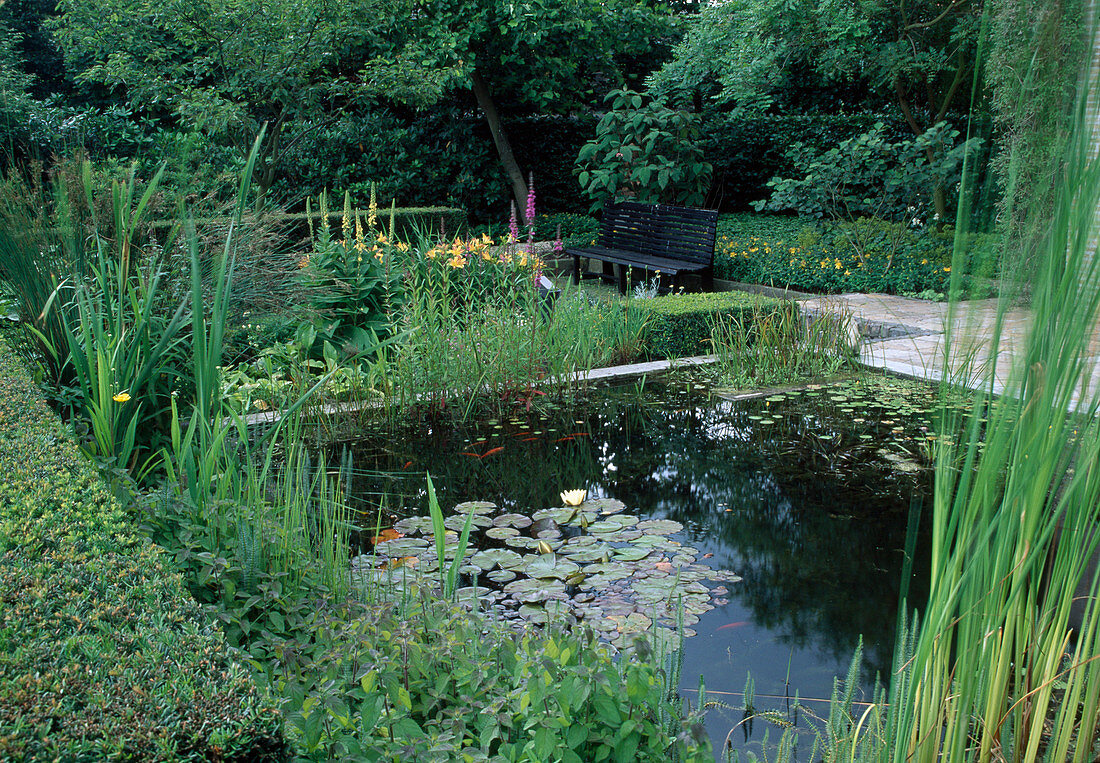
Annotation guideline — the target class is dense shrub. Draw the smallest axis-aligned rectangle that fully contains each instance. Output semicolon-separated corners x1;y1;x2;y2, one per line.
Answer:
269;594;712;761
714;214;999;296
699;112;906;211
577;89;711;212
755;121;977;223
277;108;596;225
0;340;286;762
539;211;599;248
636;290;780;358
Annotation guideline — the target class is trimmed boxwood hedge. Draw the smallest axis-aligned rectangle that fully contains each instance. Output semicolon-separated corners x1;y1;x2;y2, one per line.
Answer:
637;291;782;359
0;340;287;762
151;206;467;243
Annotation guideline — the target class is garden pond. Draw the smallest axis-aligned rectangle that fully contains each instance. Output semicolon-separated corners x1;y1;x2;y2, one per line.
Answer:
337;374;947;759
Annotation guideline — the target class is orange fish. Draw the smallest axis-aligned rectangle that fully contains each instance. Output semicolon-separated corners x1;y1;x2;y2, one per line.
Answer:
480;446;504;458
460;452;481;458
372;528;404;545
521;436;539;442
401;460;413;470
715;621;748;632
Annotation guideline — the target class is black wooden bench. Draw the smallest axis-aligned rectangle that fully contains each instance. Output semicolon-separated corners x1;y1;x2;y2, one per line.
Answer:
566;201;720;294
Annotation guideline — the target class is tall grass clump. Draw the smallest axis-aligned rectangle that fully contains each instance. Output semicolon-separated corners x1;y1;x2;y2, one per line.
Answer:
708;298;855;388
364;229;647;417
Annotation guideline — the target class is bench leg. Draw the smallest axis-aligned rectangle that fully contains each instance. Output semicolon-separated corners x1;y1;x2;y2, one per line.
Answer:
573;254;581;285
618;265;629;294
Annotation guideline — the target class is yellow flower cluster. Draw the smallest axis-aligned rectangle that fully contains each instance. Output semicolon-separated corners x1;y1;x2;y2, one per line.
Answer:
718;234;949;275
421;234;543;271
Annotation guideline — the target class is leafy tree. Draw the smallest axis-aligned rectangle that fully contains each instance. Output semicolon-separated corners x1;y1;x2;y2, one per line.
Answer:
649;0;983;219
389;0;676;224
0;20;43;156
52;0;446;200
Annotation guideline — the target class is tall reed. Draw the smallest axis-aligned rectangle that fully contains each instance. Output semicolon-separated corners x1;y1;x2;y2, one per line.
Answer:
708;298;854;388
728;12;1100;761
882;30;1100;757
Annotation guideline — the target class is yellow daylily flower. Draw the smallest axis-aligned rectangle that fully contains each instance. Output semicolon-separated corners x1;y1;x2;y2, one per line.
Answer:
113;392;131;403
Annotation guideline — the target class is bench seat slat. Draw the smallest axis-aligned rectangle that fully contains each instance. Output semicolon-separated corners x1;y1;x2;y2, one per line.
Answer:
566;247;708;274
567;201;718;293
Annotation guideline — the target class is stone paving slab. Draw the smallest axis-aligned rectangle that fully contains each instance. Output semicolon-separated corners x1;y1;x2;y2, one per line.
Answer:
801;292;1032;394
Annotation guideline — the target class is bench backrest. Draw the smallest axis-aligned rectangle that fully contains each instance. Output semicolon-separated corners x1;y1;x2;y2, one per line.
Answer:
598;201;720;266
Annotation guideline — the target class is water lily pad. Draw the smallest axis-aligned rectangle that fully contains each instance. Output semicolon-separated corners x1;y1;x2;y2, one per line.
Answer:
606;612;652;633
445;514;493;531
492;513;533;529
632;535;679;550
392;516;433;535
525;556;581;580
564;535;599;548
591;529;643;542
469;548;524;571
485;526;520;540
612;547;652;562
504;536;542;549
581;562;632;583
583;497;626;515
560;544;612;563
375;537;431;556
632;579;677;602
636;519;683;535
454;501;497;515
535;528;562;540
587;519;625;534
504;578;566;597
517;605;549;624
533;507;576;523
486;569;517;583
453;586;491;600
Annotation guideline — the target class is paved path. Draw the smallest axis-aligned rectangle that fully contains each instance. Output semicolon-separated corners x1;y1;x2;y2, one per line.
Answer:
800;293;1035;394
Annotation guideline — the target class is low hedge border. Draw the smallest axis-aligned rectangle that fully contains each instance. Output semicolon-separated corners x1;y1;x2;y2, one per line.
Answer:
636;291;782;359
0;340;287;761
151;206;467;241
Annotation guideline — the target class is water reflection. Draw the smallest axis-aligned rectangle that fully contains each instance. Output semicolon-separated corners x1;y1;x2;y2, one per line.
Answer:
342;378;931;758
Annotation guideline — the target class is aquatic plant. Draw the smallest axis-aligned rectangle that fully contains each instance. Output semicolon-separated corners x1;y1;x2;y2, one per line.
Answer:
708;297;855;388
354;494;740;651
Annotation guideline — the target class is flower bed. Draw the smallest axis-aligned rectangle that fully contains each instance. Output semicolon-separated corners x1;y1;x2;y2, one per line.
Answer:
714;214;999;297
0;340;285;761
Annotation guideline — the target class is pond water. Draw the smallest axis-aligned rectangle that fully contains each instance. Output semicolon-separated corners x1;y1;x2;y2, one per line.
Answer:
339;375;937;760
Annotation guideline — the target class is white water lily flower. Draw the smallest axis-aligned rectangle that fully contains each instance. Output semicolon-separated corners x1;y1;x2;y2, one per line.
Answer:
560;489;587;506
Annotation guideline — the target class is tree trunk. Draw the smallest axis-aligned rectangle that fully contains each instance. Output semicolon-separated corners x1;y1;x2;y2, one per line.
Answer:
470;69;529;226
896;80;950;228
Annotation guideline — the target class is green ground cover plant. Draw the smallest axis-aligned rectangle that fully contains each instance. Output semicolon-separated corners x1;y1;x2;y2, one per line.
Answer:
714;213;998;297
0;338;285;762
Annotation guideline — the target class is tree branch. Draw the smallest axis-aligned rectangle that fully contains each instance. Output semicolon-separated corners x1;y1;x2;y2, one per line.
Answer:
902;0;965;32
935;50;968;122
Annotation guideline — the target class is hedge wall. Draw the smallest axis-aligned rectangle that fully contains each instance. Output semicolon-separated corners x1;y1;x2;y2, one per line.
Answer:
637;290;781;359
0;341;287;761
